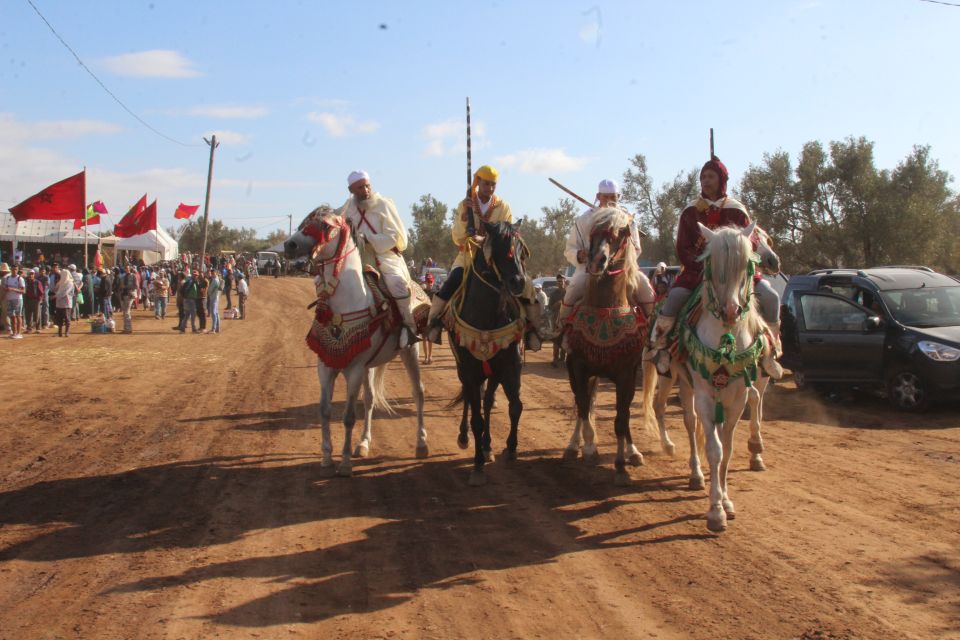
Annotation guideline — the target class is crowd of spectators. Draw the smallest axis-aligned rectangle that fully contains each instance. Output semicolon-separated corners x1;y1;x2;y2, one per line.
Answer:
0;254;257;339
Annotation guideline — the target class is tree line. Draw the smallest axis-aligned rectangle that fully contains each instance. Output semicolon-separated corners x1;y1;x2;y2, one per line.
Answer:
408;136;959;276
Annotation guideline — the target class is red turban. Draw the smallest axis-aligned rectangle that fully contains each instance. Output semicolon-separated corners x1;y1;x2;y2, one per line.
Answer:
700;156;729;196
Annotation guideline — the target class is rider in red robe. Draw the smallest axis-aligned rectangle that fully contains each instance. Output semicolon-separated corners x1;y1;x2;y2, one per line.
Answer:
649;156;782;378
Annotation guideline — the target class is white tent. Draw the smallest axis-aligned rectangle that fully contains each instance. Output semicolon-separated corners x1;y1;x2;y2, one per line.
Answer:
115;227;179;262
0;211;107;245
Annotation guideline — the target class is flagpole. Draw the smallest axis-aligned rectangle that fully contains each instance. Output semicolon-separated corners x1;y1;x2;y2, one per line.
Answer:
83;167;88;271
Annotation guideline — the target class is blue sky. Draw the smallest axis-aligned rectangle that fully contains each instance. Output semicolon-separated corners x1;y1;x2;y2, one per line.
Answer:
2;1;958;240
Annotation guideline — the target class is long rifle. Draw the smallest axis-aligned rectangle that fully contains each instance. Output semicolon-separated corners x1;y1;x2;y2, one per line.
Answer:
465;97;477;237
548;177;648;239
710;127;715;159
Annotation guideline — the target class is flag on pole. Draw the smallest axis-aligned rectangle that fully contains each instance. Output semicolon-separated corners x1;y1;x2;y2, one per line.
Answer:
94;247;103;270
174;202;200;219
73;201;108;229
9;170;86;221
113;195;155;237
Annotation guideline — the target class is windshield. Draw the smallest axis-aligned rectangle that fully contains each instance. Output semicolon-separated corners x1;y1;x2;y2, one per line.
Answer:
880;287;960;327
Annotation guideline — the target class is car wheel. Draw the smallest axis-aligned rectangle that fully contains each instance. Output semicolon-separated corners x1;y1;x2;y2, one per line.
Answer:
886;368;929;412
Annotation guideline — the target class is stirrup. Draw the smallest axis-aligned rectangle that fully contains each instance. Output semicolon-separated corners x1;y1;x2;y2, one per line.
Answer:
400;326;420;349
650;348;671;376
525;330;542;352
426;320;443;345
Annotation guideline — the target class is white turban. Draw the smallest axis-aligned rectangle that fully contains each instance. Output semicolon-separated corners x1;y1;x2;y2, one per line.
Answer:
597;179;619;195
347;170;370;186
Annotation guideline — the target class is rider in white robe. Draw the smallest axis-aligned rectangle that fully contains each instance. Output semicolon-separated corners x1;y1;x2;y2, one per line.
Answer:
339;170;419;348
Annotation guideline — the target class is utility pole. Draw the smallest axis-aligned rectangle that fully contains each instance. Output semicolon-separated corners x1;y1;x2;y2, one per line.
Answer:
200;134;219;264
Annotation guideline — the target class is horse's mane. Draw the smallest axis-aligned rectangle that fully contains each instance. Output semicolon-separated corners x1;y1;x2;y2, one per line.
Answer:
591;206;639;293
699;226;764;336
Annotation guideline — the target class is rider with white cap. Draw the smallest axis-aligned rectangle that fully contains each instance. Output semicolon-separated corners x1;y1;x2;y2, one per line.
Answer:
339;170;420;347
556;179;653;330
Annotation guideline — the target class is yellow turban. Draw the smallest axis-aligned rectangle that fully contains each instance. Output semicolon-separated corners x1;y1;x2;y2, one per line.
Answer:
475;165;499;182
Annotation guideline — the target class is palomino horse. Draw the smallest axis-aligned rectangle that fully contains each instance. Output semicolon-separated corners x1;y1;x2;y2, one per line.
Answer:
643;225;781;474
445;220;527;486
563;208;651;485
643;223;774;532
285;206;427;477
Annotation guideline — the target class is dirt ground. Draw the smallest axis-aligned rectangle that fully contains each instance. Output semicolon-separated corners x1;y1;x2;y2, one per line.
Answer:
1;277;957;640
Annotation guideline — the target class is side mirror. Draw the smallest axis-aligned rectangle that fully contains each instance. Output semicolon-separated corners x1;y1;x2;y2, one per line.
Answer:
864;315;882;331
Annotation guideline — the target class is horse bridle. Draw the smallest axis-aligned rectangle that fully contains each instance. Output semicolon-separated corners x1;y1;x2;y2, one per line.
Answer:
302;213;356;279
589;224;630;276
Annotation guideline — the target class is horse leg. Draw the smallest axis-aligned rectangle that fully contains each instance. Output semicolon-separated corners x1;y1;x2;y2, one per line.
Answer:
400;346;429;458
337;366;366;478
482;379;497;463
678;376;703;490
458;396;469;450
501;363;523;462
747;378;767;471
656;370;677;457
353;370;374;458
466;381;487;486
582;376;600;464
624;368;643;468
642;356;675;457
693;386;726;532
317;365;337;473
564;415;583;461
719;391;748;519
613;370;637;486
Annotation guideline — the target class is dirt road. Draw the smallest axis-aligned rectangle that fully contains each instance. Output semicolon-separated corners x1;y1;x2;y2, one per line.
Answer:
1;278;957;639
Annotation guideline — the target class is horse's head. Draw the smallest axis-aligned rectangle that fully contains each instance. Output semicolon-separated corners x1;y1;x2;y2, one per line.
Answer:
285;206;349;261
480;219;527;296
753;225;781;276
698;222;758;325
587;207;634;277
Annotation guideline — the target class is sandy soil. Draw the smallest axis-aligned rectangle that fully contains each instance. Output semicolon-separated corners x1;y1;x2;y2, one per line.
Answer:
0;277;957;640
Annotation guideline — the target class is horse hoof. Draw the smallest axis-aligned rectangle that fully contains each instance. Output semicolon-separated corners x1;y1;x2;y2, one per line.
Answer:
416;444;430;459
614;471;631;487
336;464;353;478
583;450;600;466
689;477;705;491
502;448;517;462
750;457;766;472
457;433;469;450
353;443;369;458
663;443;676;457
562;448;579;462
722;499;736;518
484;450;496;464
468;470;487;487
628;452;643;467
707;508;727;533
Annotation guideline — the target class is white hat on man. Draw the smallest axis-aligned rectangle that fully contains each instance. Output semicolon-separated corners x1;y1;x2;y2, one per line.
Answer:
597;179;620;195
347;170;370;186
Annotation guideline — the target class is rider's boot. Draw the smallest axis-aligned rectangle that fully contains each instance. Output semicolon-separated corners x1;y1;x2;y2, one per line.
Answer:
396;296;420;349
425;296;447;345
647;315;676;376
760;321;783;380
524;300;543;352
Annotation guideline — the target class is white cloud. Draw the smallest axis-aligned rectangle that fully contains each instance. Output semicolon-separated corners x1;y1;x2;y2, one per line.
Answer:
100;50;201;78
495;148;589;174
201;130;250;146
307;112;380;137
0;112;121;142
421;117;488;158
188;105;268;119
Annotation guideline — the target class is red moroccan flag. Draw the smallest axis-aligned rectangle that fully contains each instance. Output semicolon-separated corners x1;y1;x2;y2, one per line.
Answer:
113;194;154;237
9;170;86;221
174;202;200;219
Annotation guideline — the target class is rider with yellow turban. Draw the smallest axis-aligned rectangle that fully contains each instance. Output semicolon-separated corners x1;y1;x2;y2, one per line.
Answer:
426;165;543;349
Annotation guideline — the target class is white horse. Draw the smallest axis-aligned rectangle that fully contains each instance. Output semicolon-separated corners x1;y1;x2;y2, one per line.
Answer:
643;223;774;532
285;207;427;477
644;225;781;474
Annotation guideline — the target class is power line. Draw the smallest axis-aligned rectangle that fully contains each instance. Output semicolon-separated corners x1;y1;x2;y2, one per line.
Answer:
919;0;960;6
25;0;201;147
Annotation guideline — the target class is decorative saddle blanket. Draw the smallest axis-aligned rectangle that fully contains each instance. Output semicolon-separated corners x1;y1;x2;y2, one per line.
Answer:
306;267;430;368
567;305;645;369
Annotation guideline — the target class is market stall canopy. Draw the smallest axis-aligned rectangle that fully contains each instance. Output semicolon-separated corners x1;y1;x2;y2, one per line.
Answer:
114;226;179;261
0;211;113;245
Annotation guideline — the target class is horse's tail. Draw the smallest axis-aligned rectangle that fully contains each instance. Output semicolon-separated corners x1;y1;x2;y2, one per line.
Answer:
369;364;395;415
641;351;659;435
446;388;464;409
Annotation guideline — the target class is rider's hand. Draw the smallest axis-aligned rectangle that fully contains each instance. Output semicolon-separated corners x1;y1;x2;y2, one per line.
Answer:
471;235;484;245
576;250;587;264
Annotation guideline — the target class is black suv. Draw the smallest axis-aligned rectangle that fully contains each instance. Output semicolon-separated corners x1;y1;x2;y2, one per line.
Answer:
780;267;960;411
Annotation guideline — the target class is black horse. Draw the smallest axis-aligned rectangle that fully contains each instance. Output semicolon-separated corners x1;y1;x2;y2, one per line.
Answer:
448;220;527;486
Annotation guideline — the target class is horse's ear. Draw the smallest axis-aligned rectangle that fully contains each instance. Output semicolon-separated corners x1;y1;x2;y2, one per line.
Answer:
743;221;757;239
698;222;717;244
513;218;524;230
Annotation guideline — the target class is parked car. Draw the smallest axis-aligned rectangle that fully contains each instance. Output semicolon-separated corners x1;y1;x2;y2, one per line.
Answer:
779;266;960;411
532;276;559;298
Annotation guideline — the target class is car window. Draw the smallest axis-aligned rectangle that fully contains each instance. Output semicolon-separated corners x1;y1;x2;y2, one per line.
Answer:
800;294;869;331
880;286;960;327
